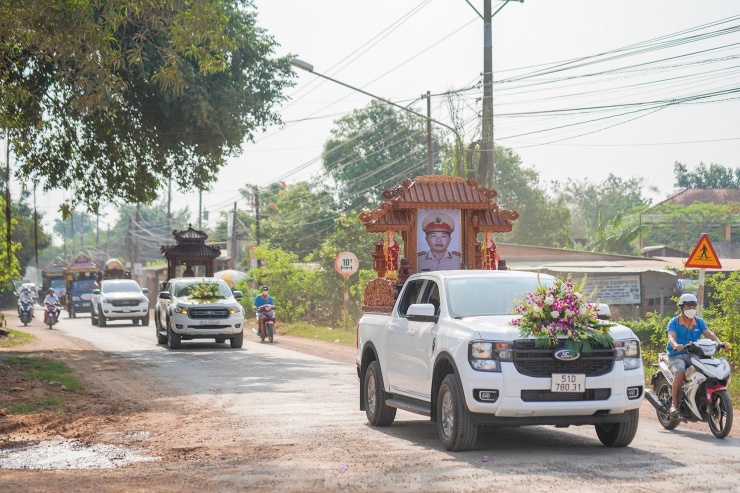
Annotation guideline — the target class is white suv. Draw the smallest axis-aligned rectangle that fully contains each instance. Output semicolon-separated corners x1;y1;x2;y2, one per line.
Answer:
91;279;150;327
155;277;245;349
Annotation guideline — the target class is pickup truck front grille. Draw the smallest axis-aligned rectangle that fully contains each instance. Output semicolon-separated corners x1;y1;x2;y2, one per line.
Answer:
513;340;615;378
111;299;139;307
189;308;230;319
521;389;611;402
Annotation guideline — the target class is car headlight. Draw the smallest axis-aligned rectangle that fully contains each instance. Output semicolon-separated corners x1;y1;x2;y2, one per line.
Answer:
137;296;148;303
615;339;641;370
175;305;188;315
72;296;81;301
468;341;512;372
102;298;114;304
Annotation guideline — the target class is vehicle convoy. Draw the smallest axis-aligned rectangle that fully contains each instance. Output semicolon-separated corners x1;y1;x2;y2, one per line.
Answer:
155;277;245;349
645;340;733;438
356;271;645;451
63;254;101;318
91;279;150;327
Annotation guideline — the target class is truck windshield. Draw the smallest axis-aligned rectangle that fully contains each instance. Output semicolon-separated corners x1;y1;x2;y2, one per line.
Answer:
446;276;555;317
70;279;96;294
50;279;65;289
102;281;141;293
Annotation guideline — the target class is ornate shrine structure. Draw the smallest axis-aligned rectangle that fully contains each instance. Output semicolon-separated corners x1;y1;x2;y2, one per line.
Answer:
161;225;221;280
359;175;519;313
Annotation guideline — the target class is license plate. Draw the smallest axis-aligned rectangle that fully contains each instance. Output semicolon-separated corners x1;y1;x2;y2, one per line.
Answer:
200;320;220;326
123;307;131;313
551;374;586;393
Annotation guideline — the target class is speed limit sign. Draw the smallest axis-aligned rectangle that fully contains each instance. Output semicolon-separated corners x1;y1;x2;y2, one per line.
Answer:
334;251;359;277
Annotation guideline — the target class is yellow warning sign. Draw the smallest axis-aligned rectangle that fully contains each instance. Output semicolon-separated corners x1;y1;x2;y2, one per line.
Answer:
685;234;722;269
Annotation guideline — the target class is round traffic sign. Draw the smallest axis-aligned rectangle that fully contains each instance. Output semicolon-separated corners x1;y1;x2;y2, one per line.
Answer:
334;251;359;277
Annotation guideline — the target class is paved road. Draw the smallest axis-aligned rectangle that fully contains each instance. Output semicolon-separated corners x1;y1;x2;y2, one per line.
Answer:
52;314;740;492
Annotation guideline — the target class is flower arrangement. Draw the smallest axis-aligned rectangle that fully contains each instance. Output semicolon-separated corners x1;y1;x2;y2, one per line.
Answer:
188;282;224;300
510;275;614;356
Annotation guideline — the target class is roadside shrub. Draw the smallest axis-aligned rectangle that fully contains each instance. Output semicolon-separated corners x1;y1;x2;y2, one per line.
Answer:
618;312;671;365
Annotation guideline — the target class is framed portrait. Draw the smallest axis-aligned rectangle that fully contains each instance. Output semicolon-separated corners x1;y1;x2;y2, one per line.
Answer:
417;209;462;272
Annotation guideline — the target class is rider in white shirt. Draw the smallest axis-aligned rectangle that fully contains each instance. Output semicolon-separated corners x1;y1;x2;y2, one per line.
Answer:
44;289;60;305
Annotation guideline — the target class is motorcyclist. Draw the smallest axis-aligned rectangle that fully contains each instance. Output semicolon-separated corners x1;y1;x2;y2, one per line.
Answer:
18;288;33;317
44;288;61;322
253;286;274;335
666;293;728;414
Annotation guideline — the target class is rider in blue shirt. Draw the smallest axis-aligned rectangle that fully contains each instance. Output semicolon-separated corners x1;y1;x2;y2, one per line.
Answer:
666;293;727;415
253;286;274;334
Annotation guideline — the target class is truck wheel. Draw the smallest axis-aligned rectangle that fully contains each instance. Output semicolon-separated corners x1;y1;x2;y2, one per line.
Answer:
654;375;679;430
230;331;244;348
364;361;396;426
595;409;639;447
140;313;150;326
98;306;107;327
70;306;75;318
156;326;168;345
90;308;98;326
437;374;477;451
167;318;182;349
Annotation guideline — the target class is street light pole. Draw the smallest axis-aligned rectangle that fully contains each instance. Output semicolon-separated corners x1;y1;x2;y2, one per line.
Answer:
290;59;461;175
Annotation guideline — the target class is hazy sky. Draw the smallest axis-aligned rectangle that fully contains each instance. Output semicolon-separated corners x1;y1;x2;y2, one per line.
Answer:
26;0;740;241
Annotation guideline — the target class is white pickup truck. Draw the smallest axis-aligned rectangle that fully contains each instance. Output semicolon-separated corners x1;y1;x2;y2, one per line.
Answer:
356;270;644;451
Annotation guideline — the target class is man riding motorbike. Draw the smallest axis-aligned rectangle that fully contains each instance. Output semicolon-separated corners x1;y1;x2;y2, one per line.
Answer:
18;288;34;318
666;293;728;415
253;286;274;336
44;288;61;324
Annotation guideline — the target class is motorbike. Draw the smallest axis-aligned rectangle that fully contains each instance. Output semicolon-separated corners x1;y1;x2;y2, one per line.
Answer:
18;298;34;326
255;304;276;343
645;340;733;439
44;302;61;330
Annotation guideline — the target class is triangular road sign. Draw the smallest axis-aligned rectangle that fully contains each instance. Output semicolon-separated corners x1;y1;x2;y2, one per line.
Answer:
685;234;722;269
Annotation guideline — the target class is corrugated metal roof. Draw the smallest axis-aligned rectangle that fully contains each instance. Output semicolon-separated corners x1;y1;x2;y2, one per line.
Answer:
657;256;740;272
509;259;677;275
654;188;740;207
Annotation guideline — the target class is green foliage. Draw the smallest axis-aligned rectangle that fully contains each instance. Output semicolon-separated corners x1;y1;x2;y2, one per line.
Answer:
240;245;317;323
642;202;738;254
0;196;21;289
2;0;294;212
323;100;449;209
188;282;223;300
8;356;84;393
618;312;672;365
675;161;740;189
579;210;643;255
705;271;740;360
0;328;35;348
278;322;356;347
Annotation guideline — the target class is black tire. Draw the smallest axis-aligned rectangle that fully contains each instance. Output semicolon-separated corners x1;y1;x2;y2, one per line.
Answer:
167;318;182;349
708;390;733;439
141;313;150;326
69;305;75;318
157;327;168;345
98;305;107;327
268;323;274;343
215;338;226;344
654;375;680;430
595;409;639;447
437;374;477;451
90;308;98;326
230;331;243;348
364;361;396;426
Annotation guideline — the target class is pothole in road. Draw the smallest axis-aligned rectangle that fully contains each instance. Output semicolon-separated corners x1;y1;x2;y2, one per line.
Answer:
0;436;160;470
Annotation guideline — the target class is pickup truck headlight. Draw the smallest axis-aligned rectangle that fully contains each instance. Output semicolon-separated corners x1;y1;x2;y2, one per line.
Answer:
468;341;513;372
102;297;114;304
615;340;641;370
137;296;148;303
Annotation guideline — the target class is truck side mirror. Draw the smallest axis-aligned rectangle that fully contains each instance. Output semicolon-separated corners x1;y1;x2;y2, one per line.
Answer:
142;288;149;294
407;303;439;323
158;292;171;300
92;289;100;295
233;290;243;300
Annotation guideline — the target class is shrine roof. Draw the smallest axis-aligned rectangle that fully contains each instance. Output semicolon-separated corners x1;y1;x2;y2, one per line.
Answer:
161;243;221;259
381;175;498;209
66;254;100;273
43;258;67;274
173;224;208;240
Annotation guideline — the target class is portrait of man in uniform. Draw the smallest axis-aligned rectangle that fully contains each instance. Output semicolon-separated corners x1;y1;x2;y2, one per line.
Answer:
417;210;462;272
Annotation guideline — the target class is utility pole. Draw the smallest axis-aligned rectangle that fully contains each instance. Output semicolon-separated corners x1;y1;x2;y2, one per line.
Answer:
33;184;38;269
4;132;10;267
126;218;132;270
167;177;172;235
133;204;140;281
70;212;75;253
96;215;99;252
231;201;238;270
253;186;261;267
423;91;433;174
79;213;84;251
106;223;110;258
198;189;202;229
481;0;494;188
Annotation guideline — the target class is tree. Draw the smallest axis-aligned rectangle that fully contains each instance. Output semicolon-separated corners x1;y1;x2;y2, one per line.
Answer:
490;146;571;247
580;211;643;255
2;0;294;213
674;162;740;189
641;202;738;253
556;174;654;238
12;190;52;275
323;100;448;209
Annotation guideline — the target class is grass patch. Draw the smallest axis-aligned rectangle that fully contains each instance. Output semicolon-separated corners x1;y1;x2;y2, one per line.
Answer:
8;396;65;415
0;328;35;348
7;356;84;393
278;322;355;347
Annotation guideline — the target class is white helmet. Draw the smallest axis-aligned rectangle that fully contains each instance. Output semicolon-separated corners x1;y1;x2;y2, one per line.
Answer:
679;293;698;306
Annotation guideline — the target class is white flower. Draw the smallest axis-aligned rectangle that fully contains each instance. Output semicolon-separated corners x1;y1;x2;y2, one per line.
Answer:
532;305;542;314
550;310;560;319
544;296;555;306
575;292;583;300
579;307;589;316
565;309;574;318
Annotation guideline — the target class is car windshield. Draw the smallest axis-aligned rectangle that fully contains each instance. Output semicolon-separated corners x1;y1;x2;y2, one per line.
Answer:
102;281;141;293
70;279;96;294
446;276;556;318
174;280;232;298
